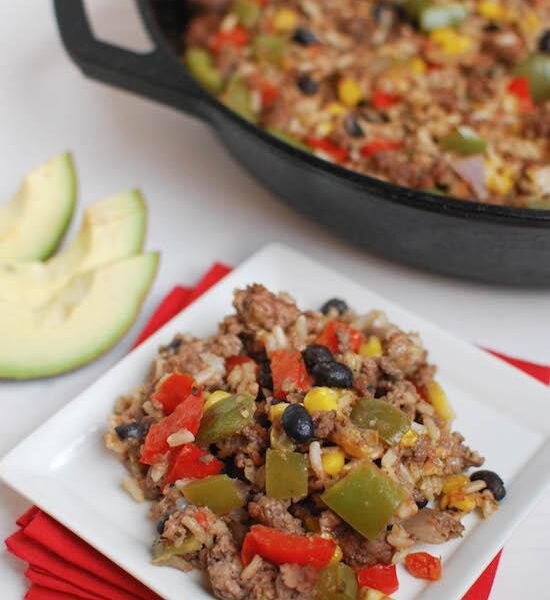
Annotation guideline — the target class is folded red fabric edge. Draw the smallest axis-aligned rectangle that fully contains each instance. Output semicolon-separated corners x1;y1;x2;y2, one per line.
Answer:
7;262;549;600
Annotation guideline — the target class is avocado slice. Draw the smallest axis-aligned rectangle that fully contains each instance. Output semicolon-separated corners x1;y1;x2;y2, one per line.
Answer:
0;153;77;260
0;252;159;379
0;189;146;306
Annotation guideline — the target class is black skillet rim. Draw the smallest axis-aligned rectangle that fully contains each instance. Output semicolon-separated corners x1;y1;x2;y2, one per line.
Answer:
149;0;550;228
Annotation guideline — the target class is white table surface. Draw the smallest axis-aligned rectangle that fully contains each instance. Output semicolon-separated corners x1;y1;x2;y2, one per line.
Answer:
1;2;549;599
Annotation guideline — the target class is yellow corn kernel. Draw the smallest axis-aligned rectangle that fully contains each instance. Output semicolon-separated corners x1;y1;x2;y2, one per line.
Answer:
430;28;473;55
272;8;298;33
316;121;334;137
269;402;289;421
486;165;514;195
359;336;383;358
425;380;455;422
204;390;231;411
338;77;363;108
361;589;395;600
321;447;346;476
478;1;504;20
333;426;372;458
304;387;338;413
410;57;427;75
330;545;343;565
520;10;540;34
400;429;418;448
442;474;469;495
326;102;347;116
449;495;477;512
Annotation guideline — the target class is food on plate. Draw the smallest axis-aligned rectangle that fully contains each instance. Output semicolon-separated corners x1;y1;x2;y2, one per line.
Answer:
106;285;505;599
0;153;76;260
181;0;550;208
0;189;147;306
0;252;159;379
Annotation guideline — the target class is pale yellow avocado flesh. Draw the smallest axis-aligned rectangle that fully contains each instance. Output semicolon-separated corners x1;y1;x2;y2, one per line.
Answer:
0;189;146;306
0;252;159;379
0;153;77;260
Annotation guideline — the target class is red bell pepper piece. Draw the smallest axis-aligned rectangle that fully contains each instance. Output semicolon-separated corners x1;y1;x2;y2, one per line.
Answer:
316;321;363;353
270;349;311;400
506;76;535;112
152;373;198;415
360;139;402;159
372;89;399;110
210;25;250;53
226;355;259;375
306;137;349;163
241;525;336;569
405;552;442;581
357;564;399;595
164;443;223;485
140;393;204;465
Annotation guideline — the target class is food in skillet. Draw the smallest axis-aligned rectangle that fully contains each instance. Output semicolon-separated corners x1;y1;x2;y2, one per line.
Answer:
179;0;550;208
106;285;506;599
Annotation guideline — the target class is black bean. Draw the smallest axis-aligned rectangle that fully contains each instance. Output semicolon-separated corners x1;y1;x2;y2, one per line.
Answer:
483;22;500;32
297;74;319;95
320;298;349;315
167;337;182;351
312;360;353;388
470;470;506;502
292;27;319;46
282;403;315;443
344;115;364;138
415;498;429;509
115;420;150;441
259;360;273;389
303;344;334;370
372;2;404;23
539;29;550;53
156;514;170;535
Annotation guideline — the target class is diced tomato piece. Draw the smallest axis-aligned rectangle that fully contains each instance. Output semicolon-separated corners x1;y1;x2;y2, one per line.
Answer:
357;564;399;595
405;552;442;581
316;321;363;353
140;393;204;465
270;349;311;400
210;26;250;53
360;139;402;159
506;76;535;112
194;509;210;528
164;443;223;485
226;355;259;375
306;137;349;163
241;525;336;569
259;80;279;107
372;89;399;109
152;373;198;415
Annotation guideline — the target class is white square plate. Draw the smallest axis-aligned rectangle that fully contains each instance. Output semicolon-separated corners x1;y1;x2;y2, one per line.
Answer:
1;243;549;600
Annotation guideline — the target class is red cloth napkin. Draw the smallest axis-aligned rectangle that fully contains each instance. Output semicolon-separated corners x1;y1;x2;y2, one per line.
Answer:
5;263;549;600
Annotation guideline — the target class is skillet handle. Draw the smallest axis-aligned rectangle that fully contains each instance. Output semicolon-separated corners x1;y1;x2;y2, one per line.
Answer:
53;0;208;118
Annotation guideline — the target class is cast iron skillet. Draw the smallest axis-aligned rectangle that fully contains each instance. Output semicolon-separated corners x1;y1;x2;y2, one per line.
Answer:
54;0;550;286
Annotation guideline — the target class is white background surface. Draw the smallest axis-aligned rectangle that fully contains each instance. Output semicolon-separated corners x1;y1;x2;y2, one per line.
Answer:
0;2;548;599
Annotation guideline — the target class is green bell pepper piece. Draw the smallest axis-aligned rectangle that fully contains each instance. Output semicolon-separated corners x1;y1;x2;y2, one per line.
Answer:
351;397;411;445
196;392;255;445
252;35;287;65
151;536;201;564
404;0;467;31
315;563;358;600
266;448;308;500
267;128;312;153
182;474;245;514
235;0;261;28
526;199;550;210
223;77;258;123
441;126;487;155
184;48;223;94
514;53;550;103
321;461;407;540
